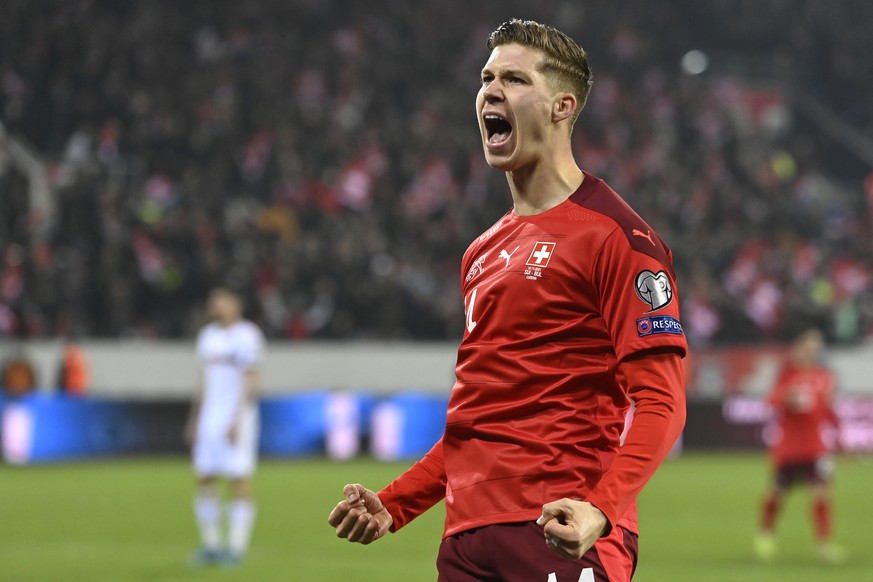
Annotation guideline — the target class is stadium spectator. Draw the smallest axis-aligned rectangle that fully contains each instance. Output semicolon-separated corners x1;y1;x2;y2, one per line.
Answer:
0;347;37;397
56;340;89;396
0;1;871;344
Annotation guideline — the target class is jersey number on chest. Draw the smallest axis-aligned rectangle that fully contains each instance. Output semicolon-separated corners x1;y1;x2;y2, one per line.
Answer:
464;288;479;333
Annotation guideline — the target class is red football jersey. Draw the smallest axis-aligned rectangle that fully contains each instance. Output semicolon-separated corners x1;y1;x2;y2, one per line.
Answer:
768;363;838;464
380;172;687;538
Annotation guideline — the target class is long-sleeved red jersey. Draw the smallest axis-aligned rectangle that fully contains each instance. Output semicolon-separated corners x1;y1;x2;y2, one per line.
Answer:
768;363;839;464
380;172;687;538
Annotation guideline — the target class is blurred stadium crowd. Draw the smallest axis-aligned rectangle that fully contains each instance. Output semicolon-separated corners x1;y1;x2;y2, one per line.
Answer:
1;0;872;346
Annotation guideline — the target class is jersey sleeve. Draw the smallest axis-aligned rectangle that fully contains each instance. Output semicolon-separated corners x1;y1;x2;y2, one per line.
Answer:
767;367;791;410
377;438;447;532
592;228;687;361
236;323;265;370
585;351;686;529
822;369;840;427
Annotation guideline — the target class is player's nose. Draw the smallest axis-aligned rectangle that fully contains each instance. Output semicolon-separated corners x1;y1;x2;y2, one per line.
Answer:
480;80;504;103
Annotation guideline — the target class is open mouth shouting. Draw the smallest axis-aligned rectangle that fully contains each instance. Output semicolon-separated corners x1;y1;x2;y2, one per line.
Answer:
483;113;513;149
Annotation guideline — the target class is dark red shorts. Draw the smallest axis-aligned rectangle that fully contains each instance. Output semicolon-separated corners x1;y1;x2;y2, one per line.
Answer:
775;457;833;489
436;521;639;582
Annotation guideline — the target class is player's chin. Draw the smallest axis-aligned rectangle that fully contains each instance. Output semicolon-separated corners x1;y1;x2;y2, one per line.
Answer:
481;148;518;171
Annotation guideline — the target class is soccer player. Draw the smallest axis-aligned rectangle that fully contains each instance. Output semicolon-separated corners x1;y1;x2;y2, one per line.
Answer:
328;19;686;581
186;288;264;566
755;329;846;564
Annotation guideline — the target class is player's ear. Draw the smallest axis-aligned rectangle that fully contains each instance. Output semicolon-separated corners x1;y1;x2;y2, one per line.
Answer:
552;92;577;124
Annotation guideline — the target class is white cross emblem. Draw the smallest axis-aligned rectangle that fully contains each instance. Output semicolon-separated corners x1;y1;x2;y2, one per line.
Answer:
526;242;556;268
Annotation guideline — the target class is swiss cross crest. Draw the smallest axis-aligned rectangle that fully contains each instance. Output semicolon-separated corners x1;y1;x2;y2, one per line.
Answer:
524;241;556;280
526;242;556;268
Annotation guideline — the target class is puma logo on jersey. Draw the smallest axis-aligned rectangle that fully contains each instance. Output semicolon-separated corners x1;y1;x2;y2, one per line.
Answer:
632;228;656;246
498;246;519;268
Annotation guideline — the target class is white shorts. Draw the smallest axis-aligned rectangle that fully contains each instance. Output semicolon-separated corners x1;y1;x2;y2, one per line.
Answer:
193;406;259;478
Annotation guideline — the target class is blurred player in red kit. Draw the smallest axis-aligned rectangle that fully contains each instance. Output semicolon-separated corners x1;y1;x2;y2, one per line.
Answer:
329;19;686;581
754;328;846;564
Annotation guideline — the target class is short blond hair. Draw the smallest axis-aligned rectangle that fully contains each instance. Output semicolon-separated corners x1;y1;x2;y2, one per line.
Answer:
487;19;593;125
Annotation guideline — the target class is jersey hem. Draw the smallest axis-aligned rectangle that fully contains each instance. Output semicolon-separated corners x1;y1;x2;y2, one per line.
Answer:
443;509;542;539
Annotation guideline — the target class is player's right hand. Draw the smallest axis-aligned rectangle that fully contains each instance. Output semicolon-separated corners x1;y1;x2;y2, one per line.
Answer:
328;483;393;544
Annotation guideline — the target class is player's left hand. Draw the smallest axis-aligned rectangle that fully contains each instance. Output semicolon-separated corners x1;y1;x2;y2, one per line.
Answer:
537;499;609;560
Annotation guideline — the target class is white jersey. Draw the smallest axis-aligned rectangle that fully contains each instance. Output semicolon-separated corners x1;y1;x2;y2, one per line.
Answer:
196;319;264;440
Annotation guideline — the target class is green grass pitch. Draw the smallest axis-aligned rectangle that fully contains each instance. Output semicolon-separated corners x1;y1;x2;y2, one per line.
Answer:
1;453;871;581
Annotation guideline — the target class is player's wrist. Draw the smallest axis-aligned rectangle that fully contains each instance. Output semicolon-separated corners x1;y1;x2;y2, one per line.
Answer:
589;503;611;537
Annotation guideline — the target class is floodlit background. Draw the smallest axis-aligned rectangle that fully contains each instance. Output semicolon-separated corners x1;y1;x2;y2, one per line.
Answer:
1;1;872;580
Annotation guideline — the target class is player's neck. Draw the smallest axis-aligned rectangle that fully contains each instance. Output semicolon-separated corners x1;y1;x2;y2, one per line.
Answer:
506;154;583;216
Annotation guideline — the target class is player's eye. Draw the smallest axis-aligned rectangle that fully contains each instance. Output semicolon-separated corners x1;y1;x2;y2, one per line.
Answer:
509;76;526;84
481;75;494;85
